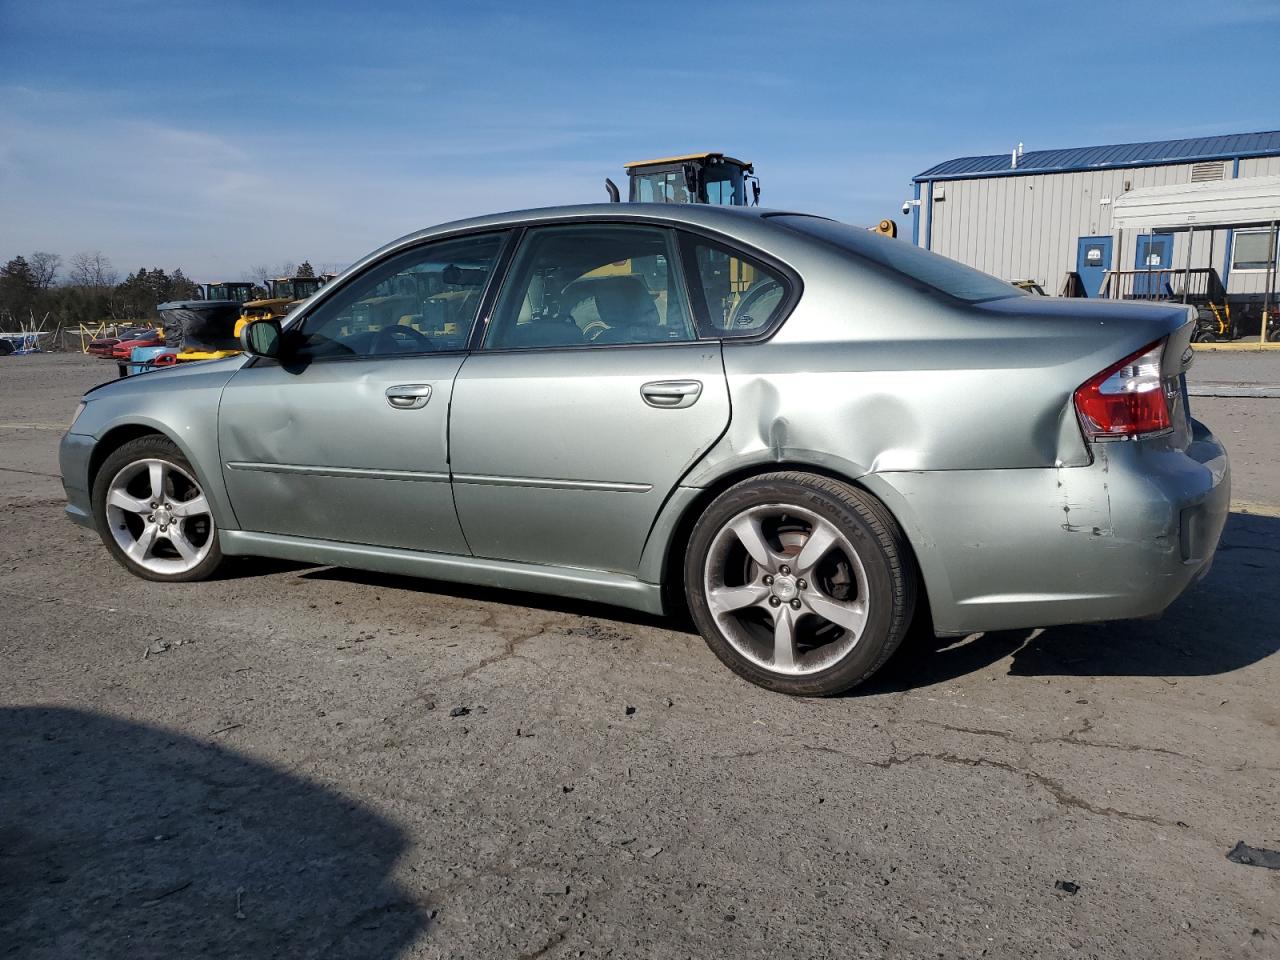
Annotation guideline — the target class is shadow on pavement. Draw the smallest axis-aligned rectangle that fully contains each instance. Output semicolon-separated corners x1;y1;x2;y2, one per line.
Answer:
221;555;317;581
868;512;1280;692
0;707;427;958
292;514;1277;692
300;565;682;631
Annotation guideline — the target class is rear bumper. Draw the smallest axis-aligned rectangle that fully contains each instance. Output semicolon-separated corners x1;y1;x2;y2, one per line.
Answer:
60;432;96;530
864;419;1230;635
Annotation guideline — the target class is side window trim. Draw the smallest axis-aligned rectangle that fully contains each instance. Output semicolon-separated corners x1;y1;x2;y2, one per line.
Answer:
467;226;525;352
676;230;802;342
476;223;698;353
281;229;515;364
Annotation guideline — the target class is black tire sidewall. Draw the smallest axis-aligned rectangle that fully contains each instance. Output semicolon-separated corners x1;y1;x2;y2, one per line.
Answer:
90;435;224;583
684;474;911;696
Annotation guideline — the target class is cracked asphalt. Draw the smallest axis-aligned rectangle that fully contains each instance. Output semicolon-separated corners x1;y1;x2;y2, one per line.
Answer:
2;353;1278;959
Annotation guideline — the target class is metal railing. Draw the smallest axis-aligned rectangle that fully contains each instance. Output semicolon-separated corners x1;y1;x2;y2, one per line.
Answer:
1098;267;1226;304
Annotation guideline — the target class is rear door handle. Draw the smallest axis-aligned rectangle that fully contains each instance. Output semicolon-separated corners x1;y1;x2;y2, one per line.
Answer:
385;384;432;410
640;379;702;409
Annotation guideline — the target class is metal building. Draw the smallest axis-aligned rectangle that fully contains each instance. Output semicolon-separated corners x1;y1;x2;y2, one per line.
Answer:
909;131;1280;338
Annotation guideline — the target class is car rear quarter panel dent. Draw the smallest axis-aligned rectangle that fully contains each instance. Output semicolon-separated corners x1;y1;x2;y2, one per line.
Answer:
680;296;1204;631
688;338;1096;487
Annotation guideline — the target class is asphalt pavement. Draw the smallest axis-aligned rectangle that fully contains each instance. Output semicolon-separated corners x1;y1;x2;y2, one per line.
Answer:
1187;349;1280;398
1;353;1277;960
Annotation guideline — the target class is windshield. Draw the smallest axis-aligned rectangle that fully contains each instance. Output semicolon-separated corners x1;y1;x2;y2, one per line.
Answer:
205;284;228;300
774;215;1024;303
703;166;744;205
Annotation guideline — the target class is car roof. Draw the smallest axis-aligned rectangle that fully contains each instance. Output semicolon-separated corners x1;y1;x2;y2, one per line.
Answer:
408;202;776;238
351;203;808;278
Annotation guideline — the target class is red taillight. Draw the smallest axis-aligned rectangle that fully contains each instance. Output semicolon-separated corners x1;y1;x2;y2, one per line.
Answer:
1074;339;1171;440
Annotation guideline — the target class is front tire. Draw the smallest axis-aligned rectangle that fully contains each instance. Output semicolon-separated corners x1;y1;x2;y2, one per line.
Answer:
685;472;916;696
91;435;224;582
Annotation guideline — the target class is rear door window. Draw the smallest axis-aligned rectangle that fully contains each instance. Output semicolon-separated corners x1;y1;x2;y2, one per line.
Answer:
483;224;696;349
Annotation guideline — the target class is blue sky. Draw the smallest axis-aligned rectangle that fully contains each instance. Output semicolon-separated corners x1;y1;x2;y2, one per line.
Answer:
2;0;1278;279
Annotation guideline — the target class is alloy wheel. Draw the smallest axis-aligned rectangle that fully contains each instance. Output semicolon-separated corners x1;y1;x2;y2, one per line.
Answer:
703;503;869;676
104;458;215;576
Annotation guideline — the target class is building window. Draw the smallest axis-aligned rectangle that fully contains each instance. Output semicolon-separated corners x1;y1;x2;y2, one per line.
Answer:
1232;230;1278;272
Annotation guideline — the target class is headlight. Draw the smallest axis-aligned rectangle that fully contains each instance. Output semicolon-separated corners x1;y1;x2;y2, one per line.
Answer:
69;400;86;431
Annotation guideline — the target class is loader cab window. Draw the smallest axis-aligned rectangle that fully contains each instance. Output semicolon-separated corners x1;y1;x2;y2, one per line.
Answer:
291;278;324;300
632;171;693;204
289;232;506;360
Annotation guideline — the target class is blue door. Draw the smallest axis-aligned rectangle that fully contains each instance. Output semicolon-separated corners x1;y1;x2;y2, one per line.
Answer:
1075;236;1112;297
1134;233;1174;297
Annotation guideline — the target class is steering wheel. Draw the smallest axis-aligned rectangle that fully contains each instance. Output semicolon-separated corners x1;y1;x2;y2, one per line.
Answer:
372;324;432;354
728;278;783;331
581;319;610;341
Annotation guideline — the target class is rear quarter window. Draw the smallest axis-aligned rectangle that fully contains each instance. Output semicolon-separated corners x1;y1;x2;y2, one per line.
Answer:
682;235;792;338
772;214;1024;304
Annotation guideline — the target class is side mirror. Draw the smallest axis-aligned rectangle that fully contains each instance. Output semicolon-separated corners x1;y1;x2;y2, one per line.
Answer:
240;318;282;358
682;163;701;201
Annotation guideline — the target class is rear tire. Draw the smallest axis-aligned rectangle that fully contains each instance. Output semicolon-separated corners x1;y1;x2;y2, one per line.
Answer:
91;435;224;582
684;472;916;696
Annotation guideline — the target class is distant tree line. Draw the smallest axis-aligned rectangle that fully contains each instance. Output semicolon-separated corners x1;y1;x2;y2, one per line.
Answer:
0;251;329;335
0;251;198;331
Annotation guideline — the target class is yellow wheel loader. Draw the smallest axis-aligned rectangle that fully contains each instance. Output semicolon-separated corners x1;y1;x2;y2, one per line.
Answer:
236;275;333;336
605;152;760;207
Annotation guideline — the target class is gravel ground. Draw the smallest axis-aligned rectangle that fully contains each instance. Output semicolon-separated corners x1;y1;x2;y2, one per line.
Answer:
1;354;1277;959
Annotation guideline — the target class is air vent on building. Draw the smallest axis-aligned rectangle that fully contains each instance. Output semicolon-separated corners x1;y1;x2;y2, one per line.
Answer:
1191;162;1225;182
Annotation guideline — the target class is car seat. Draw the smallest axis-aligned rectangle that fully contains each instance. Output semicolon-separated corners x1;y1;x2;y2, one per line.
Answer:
588;276;665;344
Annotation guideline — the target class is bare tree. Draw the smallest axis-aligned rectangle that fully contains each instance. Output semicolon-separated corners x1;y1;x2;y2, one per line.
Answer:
69;251;118;290
29;251;62;290
245;264;273;287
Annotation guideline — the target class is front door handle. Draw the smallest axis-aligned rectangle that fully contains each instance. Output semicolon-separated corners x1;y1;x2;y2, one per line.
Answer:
640;379;702;409
385;384;432;410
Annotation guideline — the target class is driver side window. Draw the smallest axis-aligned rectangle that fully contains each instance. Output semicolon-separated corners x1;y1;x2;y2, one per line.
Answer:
291;232;507;360
686;238;788;338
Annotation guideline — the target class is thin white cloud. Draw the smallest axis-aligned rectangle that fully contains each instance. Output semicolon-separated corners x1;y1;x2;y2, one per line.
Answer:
0;91;605;277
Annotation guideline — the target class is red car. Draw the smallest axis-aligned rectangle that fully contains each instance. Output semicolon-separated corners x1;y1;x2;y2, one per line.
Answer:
108;330;164;360
87;328;160;359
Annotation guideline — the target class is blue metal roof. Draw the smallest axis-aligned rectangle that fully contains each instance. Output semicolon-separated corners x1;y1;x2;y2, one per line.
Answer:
914;130;1280;182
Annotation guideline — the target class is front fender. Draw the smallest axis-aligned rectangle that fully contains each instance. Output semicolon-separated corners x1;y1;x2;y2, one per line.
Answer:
73;360;243;530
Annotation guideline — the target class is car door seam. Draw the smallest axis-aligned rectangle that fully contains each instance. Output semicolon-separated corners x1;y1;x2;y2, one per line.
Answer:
446;357;475;557
635;340;733;571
